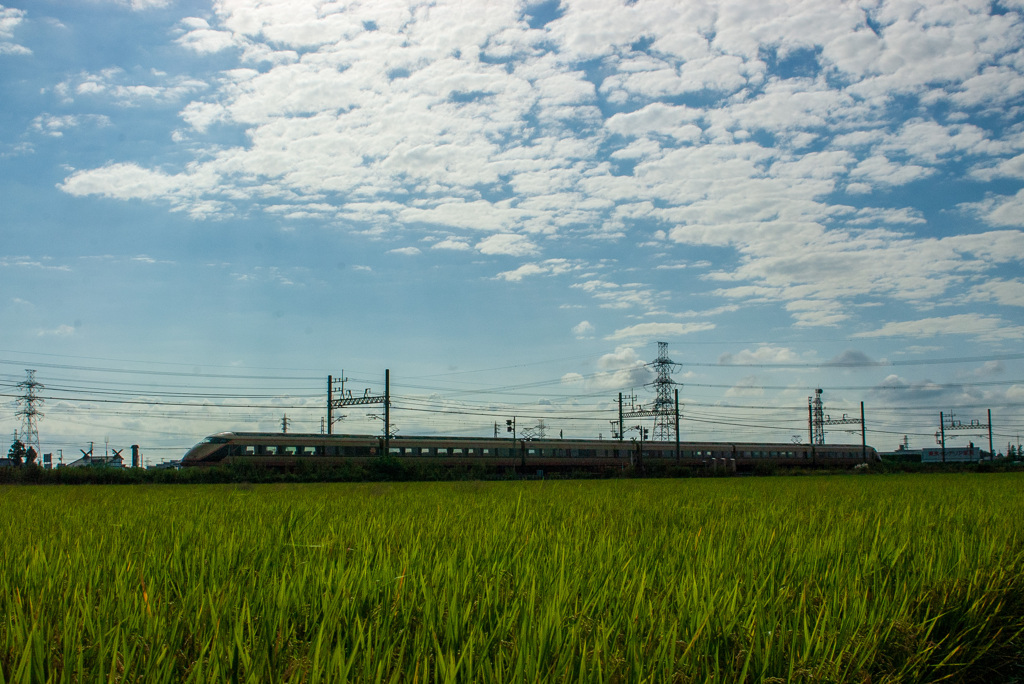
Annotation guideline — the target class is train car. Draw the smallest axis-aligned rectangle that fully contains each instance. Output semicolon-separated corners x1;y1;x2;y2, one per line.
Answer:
181;432;878;471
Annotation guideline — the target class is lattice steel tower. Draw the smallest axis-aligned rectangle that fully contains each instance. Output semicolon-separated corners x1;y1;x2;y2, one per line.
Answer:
16;369;43;458
810;388;825;446
651;342;678;440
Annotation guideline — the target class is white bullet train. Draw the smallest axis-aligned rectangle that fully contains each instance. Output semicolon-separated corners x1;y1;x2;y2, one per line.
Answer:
182;431;878;471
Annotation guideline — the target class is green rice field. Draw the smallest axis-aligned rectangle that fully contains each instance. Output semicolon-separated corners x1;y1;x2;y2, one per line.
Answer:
1;474;1022;682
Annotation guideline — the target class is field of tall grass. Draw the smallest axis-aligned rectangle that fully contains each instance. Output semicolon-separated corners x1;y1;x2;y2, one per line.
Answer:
1;474;1022;682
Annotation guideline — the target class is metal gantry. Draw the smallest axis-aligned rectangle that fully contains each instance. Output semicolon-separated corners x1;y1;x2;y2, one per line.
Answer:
937;409;993;461
808;388;867;461
328;370;391;447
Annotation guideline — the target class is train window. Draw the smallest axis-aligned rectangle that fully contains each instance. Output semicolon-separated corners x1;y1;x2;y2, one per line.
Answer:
527;448;537;456
436;447;448;456
283;446;297;456
389;447;401;455
244;445;255;455
452;448;463;455
482;448;490;456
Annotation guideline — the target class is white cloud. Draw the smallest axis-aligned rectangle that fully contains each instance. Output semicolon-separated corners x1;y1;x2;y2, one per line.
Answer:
971;153;1024;182
56;68;207;106
967;279;1024;307
850;155;933;187
0;6;30;55
400;201;522;232
176;24;236;54
126;0;173;8
496;258;578;281
431;238;471;251
36;324;75;337
36;113;113;140
573;320;594;338
496;263;546;282
476;234;538;257
724;376;765;398
606;322;715;342
854;314;1024;341
59;163;184;201
718;346;801;365
560;346;653;392
388;246;420;256
968;190;1024;228
39;0;1024;361
0;256;70;272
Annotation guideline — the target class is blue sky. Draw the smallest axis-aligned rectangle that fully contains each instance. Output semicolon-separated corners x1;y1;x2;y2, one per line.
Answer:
2;0;1024;462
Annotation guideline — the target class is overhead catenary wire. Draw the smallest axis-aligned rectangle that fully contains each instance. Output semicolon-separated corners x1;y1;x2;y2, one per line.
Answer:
3;346;1023;454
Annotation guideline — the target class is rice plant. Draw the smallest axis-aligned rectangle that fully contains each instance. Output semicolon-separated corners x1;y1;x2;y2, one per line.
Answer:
1;474;1022;682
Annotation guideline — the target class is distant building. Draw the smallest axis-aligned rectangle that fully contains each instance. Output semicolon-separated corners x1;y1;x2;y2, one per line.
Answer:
879;446;922;463
65;453;124;468
147;460;181;470
921;445;983;463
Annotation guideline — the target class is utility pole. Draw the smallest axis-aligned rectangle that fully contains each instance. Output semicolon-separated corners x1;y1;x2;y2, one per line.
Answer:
384;369;391;454
618;392;623;441
940;411;946;462
861;402;867;462
674;389;680;460
326;371;350;435
989;409;994;459
281;414;289;433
